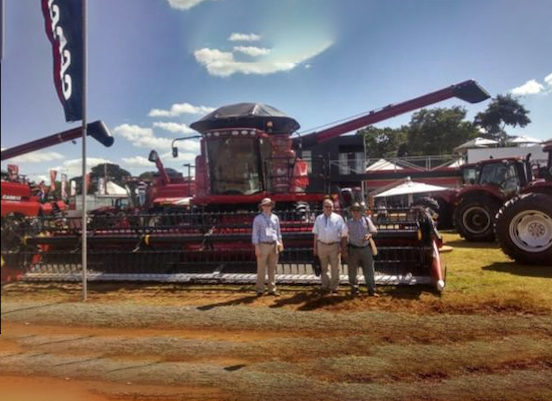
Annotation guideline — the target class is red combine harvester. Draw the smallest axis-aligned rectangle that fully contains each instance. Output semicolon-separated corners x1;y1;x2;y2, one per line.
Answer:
1;121;114;279
10;81;489;290
146;150;195;212
495;139;552;264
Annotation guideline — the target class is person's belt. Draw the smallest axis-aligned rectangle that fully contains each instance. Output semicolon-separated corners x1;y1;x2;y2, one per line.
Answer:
260;241;276;244
317;241;340;245
348;244;368;249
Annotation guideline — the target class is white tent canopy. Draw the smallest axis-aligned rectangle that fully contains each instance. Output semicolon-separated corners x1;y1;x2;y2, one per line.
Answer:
508;135;542;145
366;158;403;171
453;137;498;153
104;181;128;196
374;177;449;198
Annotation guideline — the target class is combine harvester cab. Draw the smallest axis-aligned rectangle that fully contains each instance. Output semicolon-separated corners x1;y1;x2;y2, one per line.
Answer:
12;82;489;291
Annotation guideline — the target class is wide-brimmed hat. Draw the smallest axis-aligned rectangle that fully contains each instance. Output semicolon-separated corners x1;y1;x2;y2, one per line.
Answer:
349;202;364;211
259;198;274;207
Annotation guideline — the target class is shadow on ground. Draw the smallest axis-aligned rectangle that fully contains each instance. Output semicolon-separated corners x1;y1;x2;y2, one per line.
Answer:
482;262;552;278
196;295;259;311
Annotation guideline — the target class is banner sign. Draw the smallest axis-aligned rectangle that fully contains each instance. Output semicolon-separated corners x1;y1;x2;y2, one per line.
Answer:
70;179;76;196
50;169;58;191
61;173;68;198
98;177;106;195
42;0;83;122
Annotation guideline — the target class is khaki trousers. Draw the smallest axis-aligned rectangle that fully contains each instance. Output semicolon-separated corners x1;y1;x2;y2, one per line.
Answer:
256;243;278;293
316;242;341;291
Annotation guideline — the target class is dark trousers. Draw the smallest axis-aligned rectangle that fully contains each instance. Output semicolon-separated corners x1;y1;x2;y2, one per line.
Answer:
347;246;376;294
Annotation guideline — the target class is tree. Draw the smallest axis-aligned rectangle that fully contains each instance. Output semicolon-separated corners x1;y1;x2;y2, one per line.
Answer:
474;94;531;145
406;106;479;155
360;126;408;159
89;163;131;187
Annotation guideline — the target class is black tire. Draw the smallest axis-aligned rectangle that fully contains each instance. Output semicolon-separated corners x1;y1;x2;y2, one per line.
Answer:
435;197;453;230
454;196;502;241
495;193;552;265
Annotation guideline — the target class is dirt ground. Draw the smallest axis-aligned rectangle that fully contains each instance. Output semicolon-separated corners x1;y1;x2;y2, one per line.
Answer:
1;281;552;401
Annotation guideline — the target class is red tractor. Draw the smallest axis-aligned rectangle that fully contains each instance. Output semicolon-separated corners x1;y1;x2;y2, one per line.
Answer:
495;139;552;264
448;156;534;241
10;81;489;290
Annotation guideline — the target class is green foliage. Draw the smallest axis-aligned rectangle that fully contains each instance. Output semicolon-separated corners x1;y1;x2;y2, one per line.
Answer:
359;106;482;158
360;126;408;159
474;94;531;144
406;106;479;156
89;163;131;187
139;171;156;181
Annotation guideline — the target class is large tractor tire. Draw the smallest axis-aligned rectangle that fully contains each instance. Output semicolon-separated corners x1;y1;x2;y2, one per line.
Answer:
454;196;502;241
495;193;552;265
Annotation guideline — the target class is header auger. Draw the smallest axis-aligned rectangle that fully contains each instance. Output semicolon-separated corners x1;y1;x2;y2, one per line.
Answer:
5;81;490;291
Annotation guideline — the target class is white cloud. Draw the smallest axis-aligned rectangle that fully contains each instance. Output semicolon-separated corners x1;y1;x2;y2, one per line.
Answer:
153;122;195;135
545;72;552;88
49;157;113;179
121;156;153;168
511;79;545;95
10;151;65;164
194;40;333;77
114;124;201;154
166;0;217;11
233;46;272;57
114;124;173;151
229;33;261;42
148;102;215;117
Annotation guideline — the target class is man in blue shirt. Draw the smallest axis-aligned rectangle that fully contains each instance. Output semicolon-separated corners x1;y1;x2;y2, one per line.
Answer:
252;198;283;296
346;202;379;296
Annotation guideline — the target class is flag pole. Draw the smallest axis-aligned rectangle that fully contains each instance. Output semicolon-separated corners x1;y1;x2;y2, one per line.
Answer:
81;0;88;302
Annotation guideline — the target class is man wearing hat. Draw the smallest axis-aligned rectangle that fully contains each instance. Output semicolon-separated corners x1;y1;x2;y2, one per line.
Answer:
346;202;379;296
252;198;283;296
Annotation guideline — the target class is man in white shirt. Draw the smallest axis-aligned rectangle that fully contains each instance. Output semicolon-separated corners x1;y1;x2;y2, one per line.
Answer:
252;198;283;296
312;199;348;295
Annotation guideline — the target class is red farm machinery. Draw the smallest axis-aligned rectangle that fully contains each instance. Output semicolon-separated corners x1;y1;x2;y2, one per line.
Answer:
4;81;490;290
495;139;552;265
1;121;114;279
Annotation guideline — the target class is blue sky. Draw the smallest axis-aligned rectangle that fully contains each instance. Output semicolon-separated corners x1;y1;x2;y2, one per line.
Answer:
2;0;551;182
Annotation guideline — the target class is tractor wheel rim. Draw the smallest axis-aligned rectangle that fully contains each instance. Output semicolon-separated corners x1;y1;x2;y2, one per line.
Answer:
509;209;552;252
463;206;491;234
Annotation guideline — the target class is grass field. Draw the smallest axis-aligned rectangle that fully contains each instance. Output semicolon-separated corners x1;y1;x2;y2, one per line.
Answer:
1;232;551;401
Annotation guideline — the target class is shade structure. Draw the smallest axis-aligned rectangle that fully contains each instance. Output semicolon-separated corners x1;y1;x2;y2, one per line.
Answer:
374;178;449;198
508;135;543;145
366;158;404;171
453;137;498;153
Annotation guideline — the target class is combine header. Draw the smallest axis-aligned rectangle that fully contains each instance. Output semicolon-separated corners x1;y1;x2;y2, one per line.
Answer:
5;81;490;290
1;122;114;280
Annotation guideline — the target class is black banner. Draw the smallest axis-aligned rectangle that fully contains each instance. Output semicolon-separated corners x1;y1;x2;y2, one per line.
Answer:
42;0;83;122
